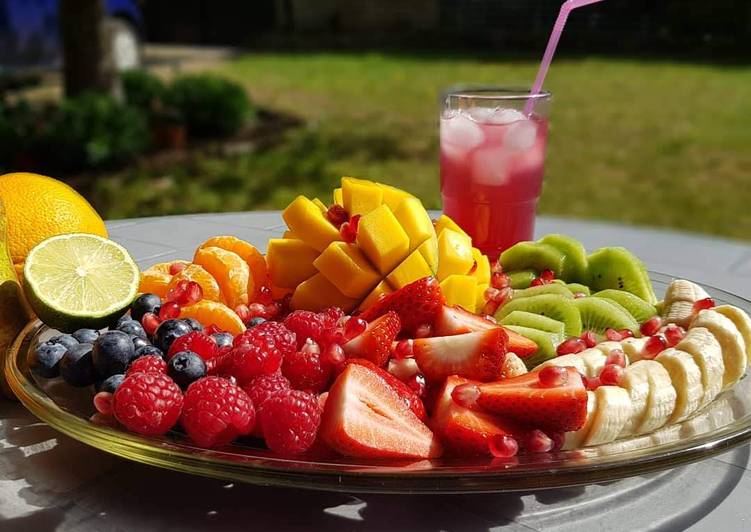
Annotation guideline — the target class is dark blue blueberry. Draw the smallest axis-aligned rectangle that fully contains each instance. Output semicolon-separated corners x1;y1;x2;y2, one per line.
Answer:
134;345;164;360
72;328;99;344
97;374;125;393
167;351;206;389
60;344;96;387
153;319;192;353
130;293;162;322
130;334;150;351
183;317;203;333
29;341;67;378
49;334;79;350
248;317;266;328
118;320;147;339
92;330;136;378
116;314;135;328
211;332;234;349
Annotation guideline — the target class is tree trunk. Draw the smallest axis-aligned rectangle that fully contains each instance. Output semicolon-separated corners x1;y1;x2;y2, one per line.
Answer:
59;0;120;98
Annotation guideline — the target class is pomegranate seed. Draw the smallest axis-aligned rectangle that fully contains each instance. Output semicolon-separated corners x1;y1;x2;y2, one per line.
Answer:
692;297;715;314
326;204;349;227
642;334;667;359
344;317;367;340
526;429;553;453
484;286;501;302
467;260;478;275
247;303;267;318
605;328;623;342
482;300;501;316
619;329;634;339
205;324;223;335
550;432;565;451
491;261;504;275
489;434;519;458
165;284;188;305
664;324;686;347
265;301;282;319
339;221;357;243
491;271;510;289
258;285;274;305
301;338;321;355
141;312;160;336
605;349;627;368
406;374;427;398
159;301;181;321
540;269;555;282
530;278;545;287
538;365;568;387
349;214;361;232
93;391;113;415
414;323;433;339
640;316;662;337
557;338;587;355
234;304;251;323
322;343;346;373
392;339;414;359
184;281;203;304
580;330;598;348
584;375;601;391
169;262;187;275
599;363;624;385
451;383;480;408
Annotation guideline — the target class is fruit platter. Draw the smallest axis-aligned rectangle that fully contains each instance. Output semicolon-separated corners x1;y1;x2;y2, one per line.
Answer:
4;176;751;493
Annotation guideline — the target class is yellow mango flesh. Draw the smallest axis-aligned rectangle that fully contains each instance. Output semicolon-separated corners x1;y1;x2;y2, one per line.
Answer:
342;177;383;216
359;280;393;311
394;197;435;253
291;273;358;313
312;197;328;213
471;247;491;286
282;196;341;252
333;188;343;206
434;214;469;239
266;238;319;288
386;249;433;289
440;275;478;313
417;235;439;274
476;283;489;312
314;242;380;298
356;204;410;275
283;229;299;239
379;183;414;211
436;228;474;281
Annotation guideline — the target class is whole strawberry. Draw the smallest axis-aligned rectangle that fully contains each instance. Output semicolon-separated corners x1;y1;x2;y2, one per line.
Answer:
226;321;296;384
260;389;322;456
181;376;255;447
113;372;183;436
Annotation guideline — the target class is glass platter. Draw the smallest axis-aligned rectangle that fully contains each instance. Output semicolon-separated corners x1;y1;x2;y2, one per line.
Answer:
5;272;751;494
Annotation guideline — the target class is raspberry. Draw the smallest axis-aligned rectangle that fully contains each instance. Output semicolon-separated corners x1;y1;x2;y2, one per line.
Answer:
283;310;327;348
167;331;218;360
243;372;290;437
227;322;296;384
281;349;331;393
181;377;255;447
259;389;321;456
113;372;183;436
127;355;167;376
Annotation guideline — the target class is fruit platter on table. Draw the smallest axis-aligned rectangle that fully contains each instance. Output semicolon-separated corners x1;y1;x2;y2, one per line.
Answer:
4;174;751;493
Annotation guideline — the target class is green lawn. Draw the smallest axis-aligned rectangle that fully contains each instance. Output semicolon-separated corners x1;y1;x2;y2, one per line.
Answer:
96;52;751;241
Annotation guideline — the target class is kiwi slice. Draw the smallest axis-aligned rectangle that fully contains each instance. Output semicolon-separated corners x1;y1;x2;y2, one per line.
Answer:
593;289;657;324
514;283;573;300
567;283;591;296
503;325;559;368
496;294;582;337
587;247;657;304
507;270;536;289
500;242;566;278
500;311;566;337
573;297;639;335
538;234;590;283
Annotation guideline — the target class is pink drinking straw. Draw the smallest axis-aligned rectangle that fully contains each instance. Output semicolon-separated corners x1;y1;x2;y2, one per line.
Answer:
524;0;606;115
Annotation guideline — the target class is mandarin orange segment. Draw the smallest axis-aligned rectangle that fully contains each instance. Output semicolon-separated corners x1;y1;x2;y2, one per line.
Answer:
179;300;246;335
139;269;172;298
168;264;223;303
147;259;190;274
193;246;250;309
199;236;269;301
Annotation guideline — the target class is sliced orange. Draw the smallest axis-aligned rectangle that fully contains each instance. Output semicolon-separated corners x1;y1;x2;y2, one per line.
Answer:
167;264;223;303
179;300;246;335
199;236;268;301
139;270;172;298
193;246;250;309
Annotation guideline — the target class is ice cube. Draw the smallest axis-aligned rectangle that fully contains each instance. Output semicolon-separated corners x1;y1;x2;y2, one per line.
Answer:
464;107;497;123
470;147;511;186
440;114;485;154
505;120;537;151
489;108;526;125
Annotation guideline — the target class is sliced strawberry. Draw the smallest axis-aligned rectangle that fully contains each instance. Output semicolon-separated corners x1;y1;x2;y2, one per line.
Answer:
433;305;537;356
320;363;441;459
342;311;401;367
359;277;445;335
476;367;587;433
345;358;426;421
412;328;507;383
432;375;522;456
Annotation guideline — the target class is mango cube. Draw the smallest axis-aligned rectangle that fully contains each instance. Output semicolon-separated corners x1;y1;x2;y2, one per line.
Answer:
470;247;491;285
356;204;410;275
282;196;341;252
476;283;488;312
291;273;358;313
379;183;414;211
386;249;433;290
314;242;380;298
312;197;328;214
394;197;435;252
283;229;299;239
434;214;469;239
342;176;383;216
417;236;439;274
266;238;319;289
333;188;343;206
359;280;393;311
436;228;474;281
440;275;478;313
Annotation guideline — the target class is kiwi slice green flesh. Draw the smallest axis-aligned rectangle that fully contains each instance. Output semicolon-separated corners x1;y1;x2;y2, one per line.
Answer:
587;247;657;304
496;294;582;337
500;242;565;278
503;325;559;368
507;270;537;289
513;284;573;300
593;289;657;324
573;297;639;335
500;311;566;337
567;283;591;296
538;234;590;283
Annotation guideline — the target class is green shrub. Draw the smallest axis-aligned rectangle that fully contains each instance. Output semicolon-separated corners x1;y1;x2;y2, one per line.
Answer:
122;69;166;112
164;74;253;137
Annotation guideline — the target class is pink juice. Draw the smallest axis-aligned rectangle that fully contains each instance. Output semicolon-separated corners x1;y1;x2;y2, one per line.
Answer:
440;109;548;260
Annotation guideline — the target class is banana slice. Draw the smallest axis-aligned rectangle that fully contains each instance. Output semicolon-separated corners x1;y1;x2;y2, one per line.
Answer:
714;304;751;354
664;279;710;306
620;337;648;364
562;390;597;450
583;386;632;446
579;348;608;377
691;309;747;389
663;300;695;328
679;396;734;439
617;361;652;437
502;353;528;378
535;354;587;375
635;360;677;434
676;327;724;408
656;348;704;423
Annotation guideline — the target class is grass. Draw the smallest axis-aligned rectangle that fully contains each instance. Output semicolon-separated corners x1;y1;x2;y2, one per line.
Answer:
96;52;751;241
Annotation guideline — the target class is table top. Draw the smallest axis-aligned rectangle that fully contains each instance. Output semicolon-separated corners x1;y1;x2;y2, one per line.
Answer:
3;212;751;532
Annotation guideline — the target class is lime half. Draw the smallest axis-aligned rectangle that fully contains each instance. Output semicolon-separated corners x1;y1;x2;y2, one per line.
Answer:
23;233;139;332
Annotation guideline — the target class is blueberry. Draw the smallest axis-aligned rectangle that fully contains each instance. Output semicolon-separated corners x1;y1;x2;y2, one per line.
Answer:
92;330;136;378
49;334;79;350
97;374;125;393
116;314;135;328
211;332;234;349
134;345;164;360
183;318;203;333
72;328;99;344
153;319;192;353
248;317;266;328
130;334;150;351
118;320;147;339
131;293;162;322
60;344;96;387
167;351;206;389
29;342;67;378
